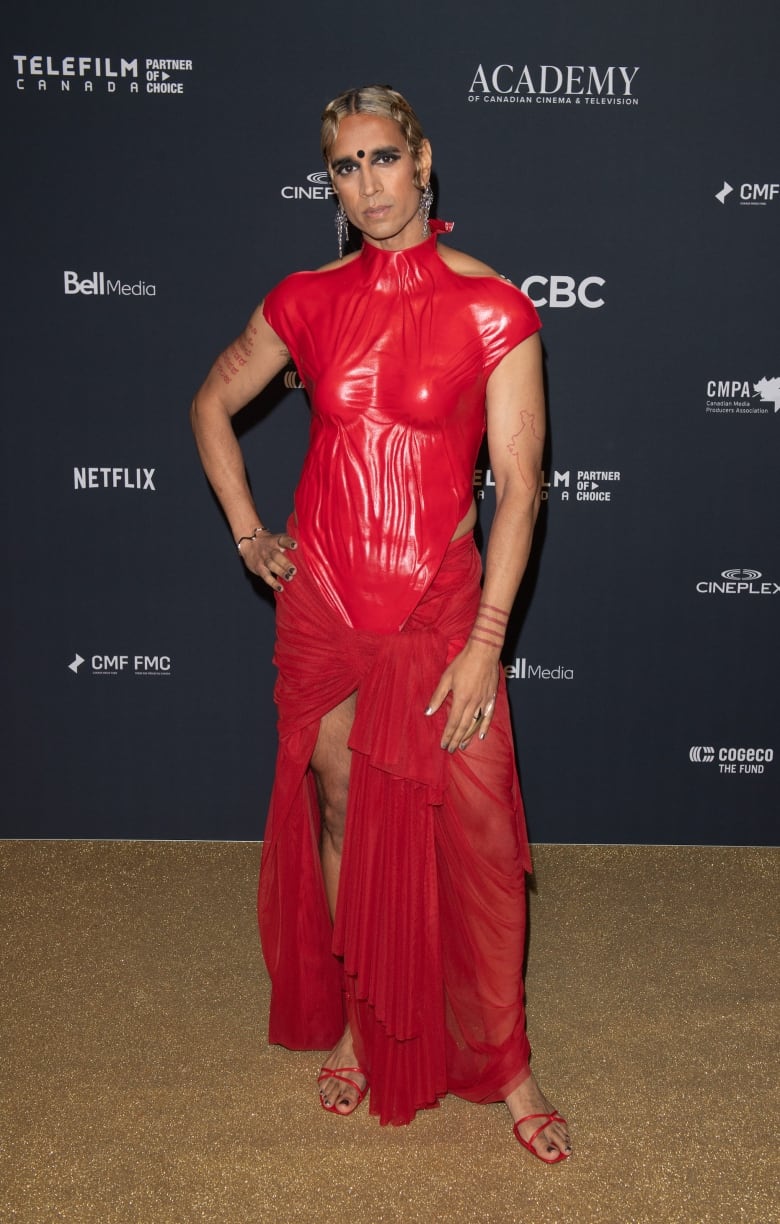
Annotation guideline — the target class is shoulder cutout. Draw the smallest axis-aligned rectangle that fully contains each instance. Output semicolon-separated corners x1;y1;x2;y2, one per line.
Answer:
436;242;499;279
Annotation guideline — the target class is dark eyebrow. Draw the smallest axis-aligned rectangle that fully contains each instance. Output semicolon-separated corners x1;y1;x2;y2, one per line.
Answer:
331;145;403;171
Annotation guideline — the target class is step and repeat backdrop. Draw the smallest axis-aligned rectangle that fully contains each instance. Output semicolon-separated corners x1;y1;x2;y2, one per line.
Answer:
3;2;777;844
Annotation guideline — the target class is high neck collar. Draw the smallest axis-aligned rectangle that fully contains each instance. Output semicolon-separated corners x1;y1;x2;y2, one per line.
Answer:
358;218;454;264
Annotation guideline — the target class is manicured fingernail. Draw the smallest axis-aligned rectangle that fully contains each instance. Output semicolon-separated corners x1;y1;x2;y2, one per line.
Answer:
479;731;486;740
424;706;433;716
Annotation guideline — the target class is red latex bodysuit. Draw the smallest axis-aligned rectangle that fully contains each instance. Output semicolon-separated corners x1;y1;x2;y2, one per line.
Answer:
258;223;542;1125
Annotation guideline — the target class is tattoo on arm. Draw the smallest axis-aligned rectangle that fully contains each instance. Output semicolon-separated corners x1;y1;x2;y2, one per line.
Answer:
507;411;543;490
216;322;259;386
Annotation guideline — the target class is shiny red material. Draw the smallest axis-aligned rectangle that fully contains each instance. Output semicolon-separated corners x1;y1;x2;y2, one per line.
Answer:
259;532;533;1126
258;227;540;1126
262;222;540;633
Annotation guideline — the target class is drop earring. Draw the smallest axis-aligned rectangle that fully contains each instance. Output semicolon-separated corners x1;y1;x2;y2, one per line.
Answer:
419;183;433;239
335;201;349;259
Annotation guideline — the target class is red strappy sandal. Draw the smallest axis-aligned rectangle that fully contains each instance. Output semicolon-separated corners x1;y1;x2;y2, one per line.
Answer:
317;1065;368;1115
513;1111;572;1163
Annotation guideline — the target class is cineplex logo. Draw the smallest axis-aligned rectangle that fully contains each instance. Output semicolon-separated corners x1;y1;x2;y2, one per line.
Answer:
64;271;156;297
281;171;334;200
73;467;156;491
715;181;779;206
689;745;774;775
69;653;172;676
467;63;640;106
696;568;779;595
475;468;621;503
705;377;780;416
13;55;193;95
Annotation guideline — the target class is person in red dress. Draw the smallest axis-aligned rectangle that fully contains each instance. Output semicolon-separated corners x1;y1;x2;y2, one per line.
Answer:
191;84;571;1162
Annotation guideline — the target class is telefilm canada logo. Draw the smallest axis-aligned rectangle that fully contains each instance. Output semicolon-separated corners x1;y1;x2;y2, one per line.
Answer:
68;653;172;677
715;180;779;206
695;568;779;596
64;271;157;297
689;744;774;775
13;54;193;95
475;467;621;504
280;171;334;201
467;63;640;107
73;467;157;491
705;377;780;416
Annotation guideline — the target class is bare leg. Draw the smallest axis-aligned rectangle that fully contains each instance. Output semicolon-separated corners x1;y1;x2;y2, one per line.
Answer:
310;693;367;1114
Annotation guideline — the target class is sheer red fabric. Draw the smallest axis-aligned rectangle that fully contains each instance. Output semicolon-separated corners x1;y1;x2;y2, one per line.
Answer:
258;530;533;1126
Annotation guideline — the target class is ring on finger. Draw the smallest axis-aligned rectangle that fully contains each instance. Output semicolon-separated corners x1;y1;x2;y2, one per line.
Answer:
472;708;483;721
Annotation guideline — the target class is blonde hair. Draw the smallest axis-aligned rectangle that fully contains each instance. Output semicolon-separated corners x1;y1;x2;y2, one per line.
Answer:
320;85;428;187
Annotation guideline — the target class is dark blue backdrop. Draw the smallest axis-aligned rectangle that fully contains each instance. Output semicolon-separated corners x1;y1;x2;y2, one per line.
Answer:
3;1;778;844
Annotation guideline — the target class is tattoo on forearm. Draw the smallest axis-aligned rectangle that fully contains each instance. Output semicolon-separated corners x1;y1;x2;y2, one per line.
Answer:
507;412;543;490
469;602;509;650
216;322;259;386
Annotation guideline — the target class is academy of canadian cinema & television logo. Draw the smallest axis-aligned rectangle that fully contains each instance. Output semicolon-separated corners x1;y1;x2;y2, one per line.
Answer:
12;54;193;95
467;63;640;106
704;376;780;416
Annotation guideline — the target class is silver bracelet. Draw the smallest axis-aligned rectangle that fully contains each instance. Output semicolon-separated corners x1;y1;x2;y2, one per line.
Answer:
236;526;269;554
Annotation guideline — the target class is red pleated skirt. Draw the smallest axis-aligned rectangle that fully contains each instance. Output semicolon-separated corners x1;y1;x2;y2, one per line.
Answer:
258;530;533;1125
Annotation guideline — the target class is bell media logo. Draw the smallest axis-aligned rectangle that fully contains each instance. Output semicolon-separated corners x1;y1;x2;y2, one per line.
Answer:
64;271;157;297
705;376;780;416
715;180;779;206
280;171;334;201
467;63;639;107
13;55;193;95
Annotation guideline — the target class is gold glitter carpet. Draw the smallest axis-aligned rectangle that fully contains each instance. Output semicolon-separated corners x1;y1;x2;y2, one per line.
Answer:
2;841;777;1224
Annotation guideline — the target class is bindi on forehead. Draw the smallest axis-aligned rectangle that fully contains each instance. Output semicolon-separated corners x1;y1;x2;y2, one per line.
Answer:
357;149;365;158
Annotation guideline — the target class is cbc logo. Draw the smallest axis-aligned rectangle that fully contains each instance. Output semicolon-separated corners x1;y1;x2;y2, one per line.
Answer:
520;275;605;309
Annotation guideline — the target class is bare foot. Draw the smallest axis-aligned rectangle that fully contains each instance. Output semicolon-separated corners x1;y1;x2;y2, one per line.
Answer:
317;1026;367;1115
505;1072;572;1163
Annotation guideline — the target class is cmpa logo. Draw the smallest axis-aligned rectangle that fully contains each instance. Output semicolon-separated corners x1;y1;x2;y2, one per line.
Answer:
696;568;779;595
715;180;779;206
705;376;780;416
68;653;172;676
283;369;305;390
13;55;193;95
467;63;639;106
520;276;605;309
281;171;334;201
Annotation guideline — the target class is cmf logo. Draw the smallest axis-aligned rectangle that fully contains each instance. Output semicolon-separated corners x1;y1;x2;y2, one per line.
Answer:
689;746;715;763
